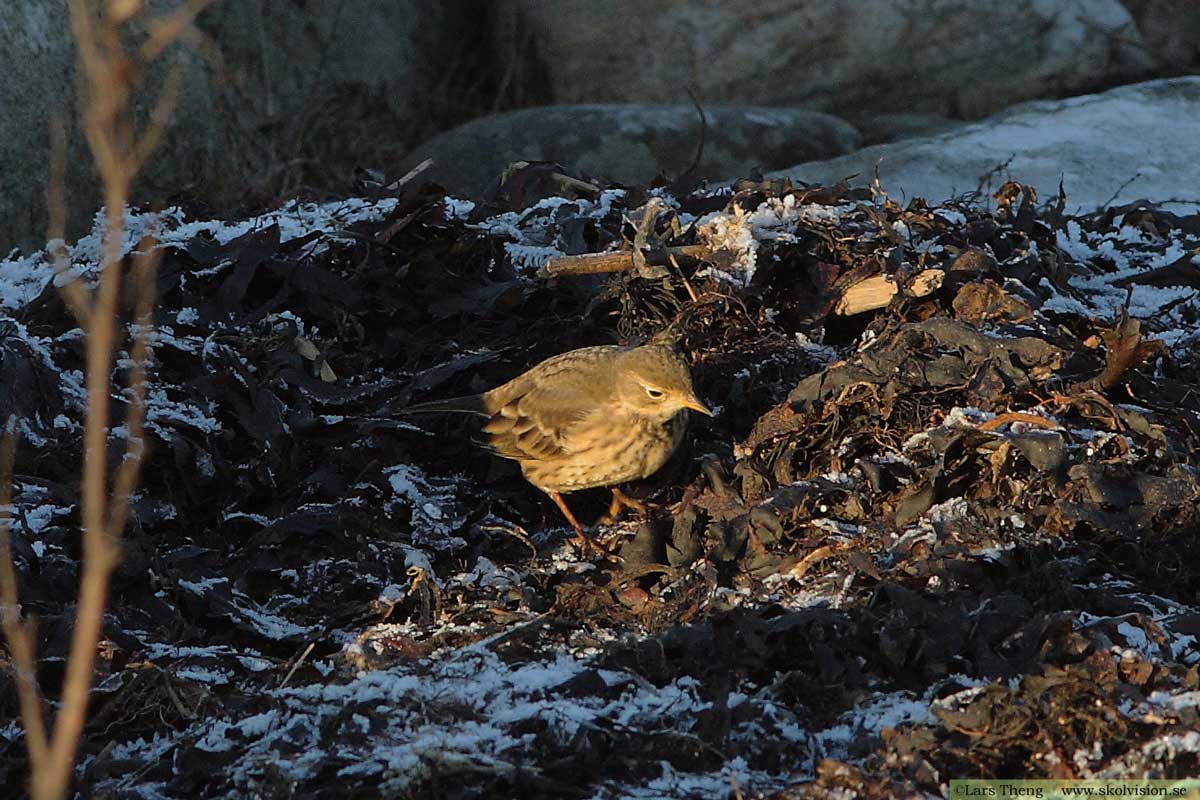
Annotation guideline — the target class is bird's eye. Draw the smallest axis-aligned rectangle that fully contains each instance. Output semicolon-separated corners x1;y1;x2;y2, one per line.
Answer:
645;387;665;400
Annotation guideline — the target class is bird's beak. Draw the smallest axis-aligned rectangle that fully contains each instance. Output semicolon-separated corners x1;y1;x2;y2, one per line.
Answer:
683;395;713;416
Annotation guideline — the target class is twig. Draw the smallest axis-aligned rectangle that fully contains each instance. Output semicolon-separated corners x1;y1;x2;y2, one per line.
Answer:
280;642;316;688
339;229;410;255
388;157;434;192
974;154;1016;208
626;197;672;279
789;543;840;579
107;239;159;536
479;523;538;563
139;0;213;63
1095;171;1144;213
159;669;199;722
499;161;601;198
669;253;699;303
539;244;714;278
0;3;203;798
130;68;184;175
471;612;571;652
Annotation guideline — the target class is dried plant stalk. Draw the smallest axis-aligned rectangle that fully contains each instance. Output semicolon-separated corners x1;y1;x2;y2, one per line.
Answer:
540;244;714;278
0;2;207;799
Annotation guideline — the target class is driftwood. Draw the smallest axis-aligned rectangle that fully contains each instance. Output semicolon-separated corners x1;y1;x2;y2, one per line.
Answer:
834;269;945;316
543;246;944;320
539;245;714;278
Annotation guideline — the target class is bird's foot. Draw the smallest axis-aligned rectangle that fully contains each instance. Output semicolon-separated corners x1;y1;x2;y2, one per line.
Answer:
570;529;606;558
596;487;654;526
548;489;620;561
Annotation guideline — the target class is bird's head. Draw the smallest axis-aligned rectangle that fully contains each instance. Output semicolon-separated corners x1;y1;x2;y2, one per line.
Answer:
615;345;712;423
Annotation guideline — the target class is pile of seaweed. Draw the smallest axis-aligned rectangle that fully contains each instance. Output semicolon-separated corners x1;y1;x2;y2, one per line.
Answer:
1;164;1199;798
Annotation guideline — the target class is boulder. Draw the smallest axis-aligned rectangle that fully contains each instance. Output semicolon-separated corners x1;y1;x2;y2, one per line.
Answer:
495;0;1153;121
0;0;464;253
404;104;862;198
847;113;968;146
1121;0;1200;71
773;77;1200;212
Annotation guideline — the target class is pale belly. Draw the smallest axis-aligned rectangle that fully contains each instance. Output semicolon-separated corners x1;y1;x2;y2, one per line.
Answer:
522;412;687;493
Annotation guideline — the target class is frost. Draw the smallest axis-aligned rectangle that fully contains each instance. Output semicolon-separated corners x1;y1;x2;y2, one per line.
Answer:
469;189;625;274
97;646;800;796
385;464;468;549
443;197;476;220
144;386;222;437
1;197;400;310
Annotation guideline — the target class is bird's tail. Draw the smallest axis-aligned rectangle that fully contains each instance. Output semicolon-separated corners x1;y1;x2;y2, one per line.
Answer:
396;394;490;417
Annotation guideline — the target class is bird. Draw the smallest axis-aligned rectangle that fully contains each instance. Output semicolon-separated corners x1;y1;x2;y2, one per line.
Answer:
401;343;712;551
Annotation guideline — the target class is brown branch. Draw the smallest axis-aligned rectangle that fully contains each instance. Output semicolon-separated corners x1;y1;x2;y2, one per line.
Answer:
1;2;202;798
30;6;125;794
833;268;945;316
788;542;847;579
106;240;159;537
139;0;212;63
539;244;714;278
130;66;183;175
389;157;434;193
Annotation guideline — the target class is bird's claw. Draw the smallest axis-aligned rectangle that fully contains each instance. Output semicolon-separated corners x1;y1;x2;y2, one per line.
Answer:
571;530;624;563
597;487;654;526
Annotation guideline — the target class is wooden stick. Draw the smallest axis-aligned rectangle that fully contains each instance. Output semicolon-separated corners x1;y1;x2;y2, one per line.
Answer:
539;244;714;278
5;4;200;798
834;268;945;316
789;544;842;579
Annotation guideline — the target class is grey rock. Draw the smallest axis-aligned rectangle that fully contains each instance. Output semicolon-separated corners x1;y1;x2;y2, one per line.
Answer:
0;0;463;253
496;0;1153;120
773;77;1200;212
848;113;969;146
1122;0;1200;70
405;104;862;198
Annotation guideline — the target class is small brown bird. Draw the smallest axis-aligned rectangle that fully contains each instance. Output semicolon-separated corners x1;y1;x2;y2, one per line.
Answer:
404;344;712;550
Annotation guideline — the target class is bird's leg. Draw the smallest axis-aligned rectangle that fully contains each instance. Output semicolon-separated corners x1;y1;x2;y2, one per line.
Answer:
547;490;599;553
597;487;651;526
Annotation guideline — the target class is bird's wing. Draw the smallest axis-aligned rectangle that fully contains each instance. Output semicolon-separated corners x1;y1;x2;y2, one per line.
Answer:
481;376;604;463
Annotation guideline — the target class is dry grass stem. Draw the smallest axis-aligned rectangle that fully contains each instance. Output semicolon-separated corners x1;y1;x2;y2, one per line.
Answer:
0;2;206;798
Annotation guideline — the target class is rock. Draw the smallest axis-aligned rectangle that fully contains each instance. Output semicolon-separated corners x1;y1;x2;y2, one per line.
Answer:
1122;0;1200;70
774;77;1200;212
496;0;1152;121
404;104;862;198
848;114;968;146
0;0;465;253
